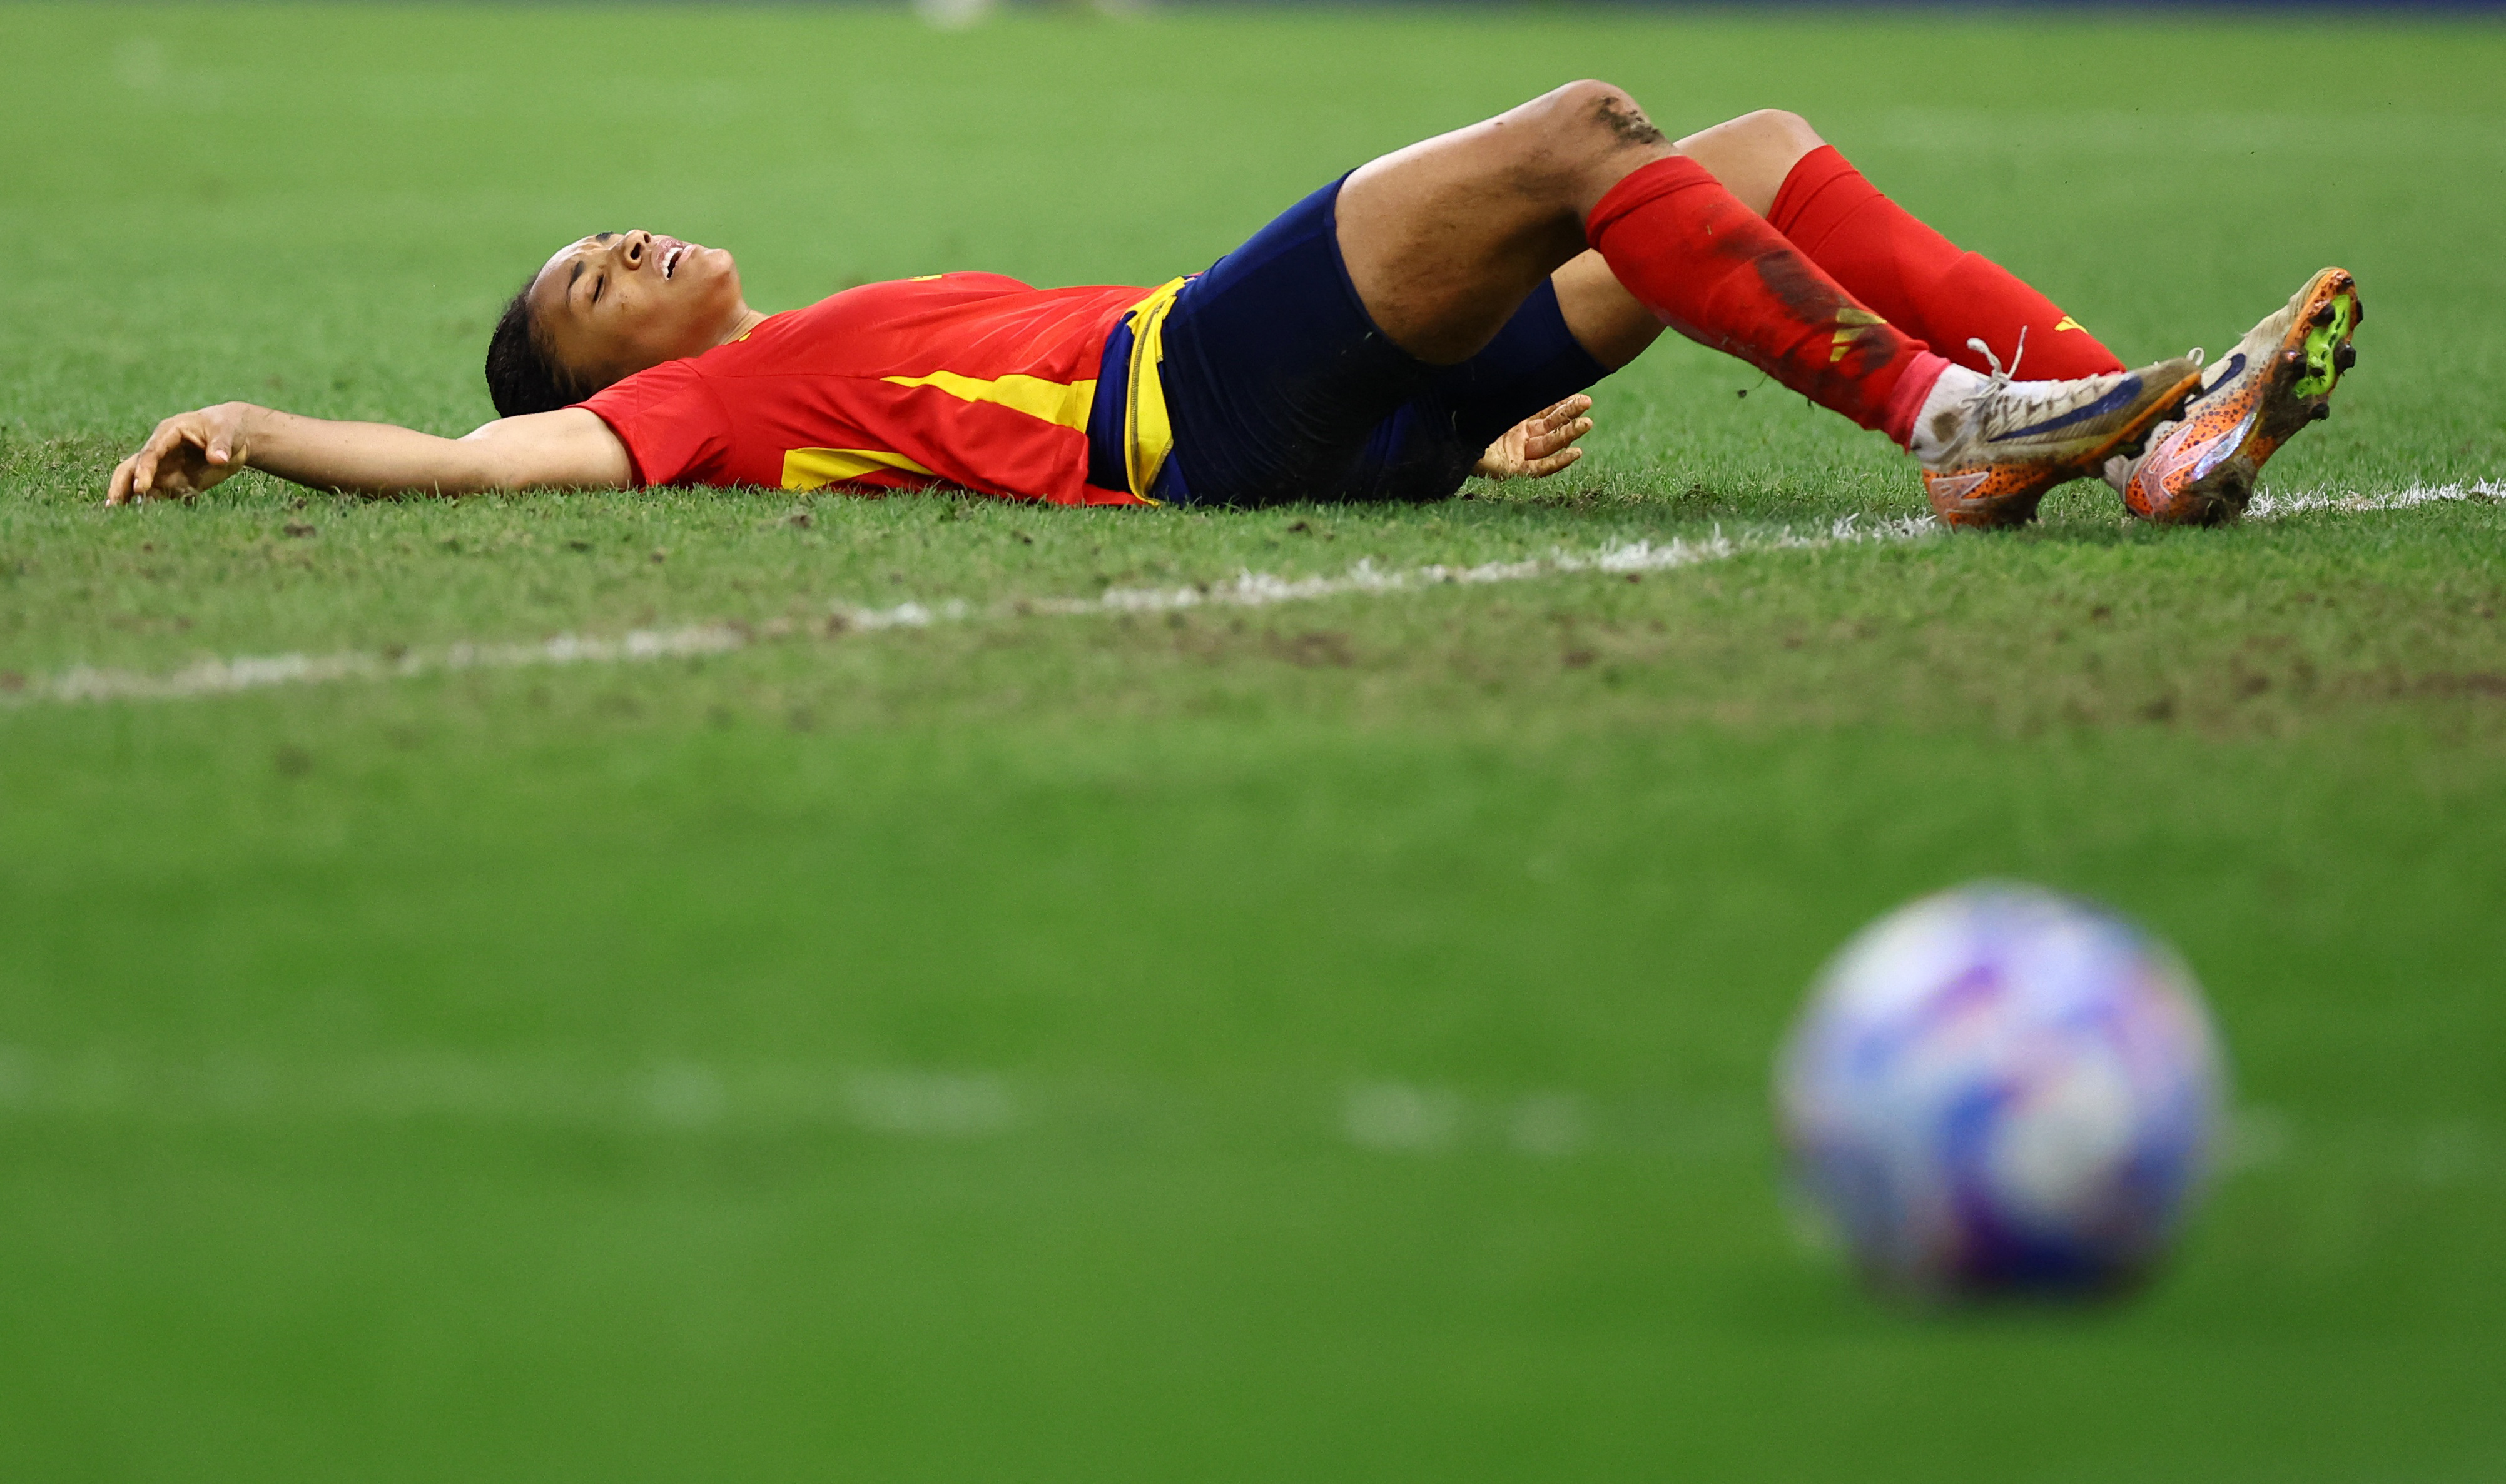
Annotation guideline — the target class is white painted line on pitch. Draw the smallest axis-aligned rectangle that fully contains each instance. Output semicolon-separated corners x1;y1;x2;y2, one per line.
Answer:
0;1044;2487;1184
2243;478;2503;520
0;1046;1025;1139
1341;1079;1601;1160
7;480;2493;710
4;516;1934;707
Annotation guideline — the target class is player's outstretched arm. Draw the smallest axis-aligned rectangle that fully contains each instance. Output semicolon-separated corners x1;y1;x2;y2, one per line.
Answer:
104;403;632;505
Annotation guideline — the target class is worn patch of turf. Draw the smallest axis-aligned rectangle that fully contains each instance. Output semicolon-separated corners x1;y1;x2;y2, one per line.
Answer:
3;5;2503;1481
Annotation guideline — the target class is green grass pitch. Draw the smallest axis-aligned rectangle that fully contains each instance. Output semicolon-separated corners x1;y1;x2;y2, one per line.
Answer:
3;3;2504;1478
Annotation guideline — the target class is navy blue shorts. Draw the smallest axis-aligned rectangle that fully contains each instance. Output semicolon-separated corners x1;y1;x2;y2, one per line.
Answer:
1088;178;1608;508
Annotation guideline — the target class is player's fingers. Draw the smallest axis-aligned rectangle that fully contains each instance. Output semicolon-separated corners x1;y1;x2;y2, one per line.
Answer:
1552;415;1595;447
132;425;180;488
1524;446;1583;479
158;415;204;453
140;416;210;497
106;457;135;505
1540;395;1594;430
1526;417;1595;459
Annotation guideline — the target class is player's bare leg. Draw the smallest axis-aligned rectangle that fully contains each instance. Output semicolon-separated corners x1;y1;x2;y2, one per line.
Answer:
1337;94;1826;369
1545;252;1655;371
1341;85;2199;527
1336;81;1675;365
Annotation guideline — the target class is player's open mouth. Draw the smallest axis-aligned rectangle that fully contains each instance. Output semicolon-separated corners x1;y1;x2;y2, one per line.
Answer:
662;244;687;280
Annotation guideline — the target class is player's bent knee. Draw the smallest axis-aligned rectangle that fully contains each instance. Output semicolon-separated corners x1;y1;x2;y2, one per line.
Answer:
1537;79;1665;150
1735;108;1825;157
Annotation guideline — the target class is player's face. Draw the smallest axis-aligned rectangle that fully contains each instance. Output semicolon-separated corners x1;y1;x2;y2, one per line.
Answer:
529;230;744;390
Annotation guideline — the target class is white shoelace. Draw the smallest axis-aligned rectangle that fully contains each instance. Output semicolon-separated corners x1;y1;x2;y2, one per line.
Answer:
1966;325;2031;383
1954;327;2071;443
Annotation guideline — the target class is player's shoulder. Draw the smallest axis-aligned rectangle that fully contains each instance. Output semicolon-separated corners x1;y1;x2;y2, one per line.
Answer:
582;347;712;410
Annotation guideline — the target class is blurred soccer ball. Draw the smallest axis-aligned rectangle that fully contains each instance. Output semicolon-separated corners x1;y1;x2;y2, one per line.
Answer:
1775;882;2226;1298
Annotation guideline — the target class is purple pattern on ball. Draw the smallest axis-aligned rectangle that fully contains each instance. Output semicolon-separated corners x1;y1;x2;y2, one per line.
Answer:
1777;883;2226;1298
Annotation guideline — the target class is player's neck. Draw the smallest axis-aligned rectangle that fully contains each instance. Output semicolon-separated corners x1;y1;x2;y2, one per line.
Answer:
718;307;769;346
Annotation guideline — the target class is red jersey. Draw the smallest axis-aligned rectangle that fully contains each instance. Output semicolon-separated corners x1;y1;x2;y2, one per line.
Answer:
579;273;1183;507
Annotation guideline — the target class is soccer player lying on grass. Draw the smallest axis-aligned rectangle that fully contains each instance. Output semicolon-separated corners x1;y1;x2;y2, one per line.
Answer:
107;87;2361;528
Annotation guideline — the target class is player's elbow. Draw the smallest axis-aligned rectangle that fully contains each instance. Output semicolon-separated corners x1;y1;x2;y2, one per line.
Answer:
460;409;633;492
455;423;535;492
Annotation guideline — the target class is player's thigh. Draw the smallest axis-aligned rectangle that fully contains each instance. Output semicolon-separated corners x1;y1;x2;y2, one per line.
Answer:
1336;81;1673;366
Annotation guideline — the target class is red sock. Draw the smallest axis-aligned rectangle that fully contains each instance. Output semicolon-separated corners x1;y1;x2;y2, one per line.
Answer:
1586;156;1946;445
1768;145;2125;381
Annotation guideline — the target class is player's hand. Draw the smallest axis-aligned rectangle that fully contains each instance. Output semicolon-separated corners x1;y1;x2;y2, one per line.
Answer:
106;403;263;505
1472;395;1595;481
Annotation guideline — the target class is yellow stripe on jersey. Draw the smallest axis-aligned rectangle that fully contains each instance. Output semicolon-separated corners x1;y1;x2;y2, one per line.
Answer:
782;447;939;490
805;279;1188;503
1121;278;1189;503
881;370;1097;430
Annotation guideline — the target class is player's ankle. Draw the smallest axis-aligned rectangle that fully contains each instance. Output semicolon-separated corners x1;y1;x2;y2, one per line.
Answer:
1905;363;1987;463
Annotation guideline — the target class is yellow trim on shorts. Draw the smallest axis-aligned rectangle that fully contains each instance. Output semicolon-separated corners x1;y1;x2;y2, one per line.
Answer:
1122;278;1189;503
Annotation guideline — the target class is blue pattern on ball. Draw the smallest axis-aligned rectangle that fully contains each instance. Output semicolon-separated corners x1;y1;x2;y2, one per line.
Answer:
1777;883;2226;1298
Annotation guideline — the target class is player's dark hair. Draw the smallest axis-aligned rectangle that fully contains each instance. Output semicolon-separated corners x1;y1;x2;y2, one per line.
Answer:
484;280;584;419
